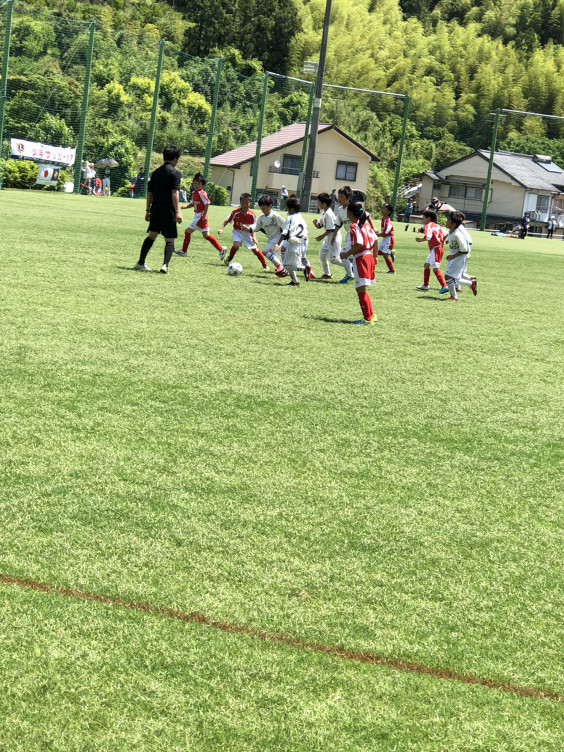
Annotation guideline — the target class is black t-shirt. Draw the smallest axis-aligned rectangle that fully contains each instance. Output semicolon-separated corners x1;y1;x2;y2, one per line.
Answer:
147;162;181;208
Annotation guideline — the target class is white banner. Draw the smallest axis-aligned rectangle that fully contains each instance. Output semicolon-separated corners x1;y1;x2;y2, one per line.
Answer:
36;164;61;186
11;138;76;166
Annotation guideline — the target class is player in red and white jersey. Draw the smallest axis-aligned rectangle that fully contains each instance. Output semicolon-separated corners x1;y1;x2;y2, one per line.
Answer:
340;202;378;325
218;193;268;269
414;210;448;293
175;172;226;259
377;203;396;274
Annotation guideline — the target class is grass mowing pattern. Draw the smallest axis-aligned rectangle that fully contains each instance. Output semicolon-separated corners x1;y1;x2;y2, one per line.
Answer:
0;191;563;749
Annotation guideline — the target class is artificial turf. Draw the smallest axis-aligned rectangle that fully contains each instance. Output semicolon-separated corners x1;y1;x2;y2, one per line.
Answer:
0;190;563;750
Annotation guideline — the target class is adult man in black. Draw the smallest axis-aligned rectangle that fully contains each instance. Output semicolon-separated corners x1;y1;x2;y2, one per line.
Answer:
134;145;182;274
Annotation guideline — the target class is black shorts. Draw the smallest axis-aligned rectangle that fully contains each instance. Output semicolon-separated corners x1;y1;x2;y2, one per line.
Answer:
148;206;178;239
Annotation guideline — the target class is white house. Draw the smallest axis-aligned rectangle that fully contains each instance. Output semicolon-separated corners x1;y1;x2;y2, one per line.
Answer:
209;122;378;209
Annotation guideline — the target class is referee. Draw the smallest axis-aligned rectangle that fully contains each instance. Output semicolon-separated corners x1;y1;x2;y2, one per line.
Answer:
135;145;183;274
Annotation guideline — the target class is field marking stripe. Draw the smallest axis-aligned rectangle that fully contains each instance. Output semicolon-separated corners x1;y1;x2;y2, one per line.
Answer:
1;573;562;703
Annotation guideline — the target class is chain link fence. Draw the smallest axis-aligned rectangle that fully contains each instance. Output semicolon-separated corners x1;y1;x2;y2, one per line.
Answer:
1;0;563;231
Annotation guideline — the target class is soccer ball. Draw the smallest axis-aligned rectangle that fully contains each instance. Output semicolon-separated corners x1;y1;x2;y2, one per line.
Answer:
228;262;243;276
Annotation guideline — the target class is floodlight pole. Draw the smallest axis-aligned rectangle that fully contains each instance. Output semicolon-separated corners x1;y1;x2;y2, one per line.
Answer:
390;95;410;219
480;108;500;231
301;0;332;211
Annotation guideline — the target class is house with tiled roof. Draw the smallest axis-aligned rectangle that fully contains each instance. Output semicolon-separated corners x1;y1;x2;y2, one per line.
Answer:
420;150;564;229
209;122;379;209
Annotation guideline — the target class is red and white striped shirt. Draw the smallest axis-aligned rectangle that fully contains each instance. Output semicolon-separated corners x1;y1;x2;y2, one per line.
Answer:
350;219;377;256
381;216;394;238
226;208;256;231
192;189;210;214
423;222;447;250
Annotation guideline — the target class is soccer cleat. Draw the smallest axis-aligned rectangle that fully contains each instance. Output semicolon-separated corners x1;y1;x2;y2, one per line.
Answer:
287;280;300;286
160;264;168;274
438;286;449;294
223;257;232;266
262;265;269;271
307;268;316;281
276;269;289;278
447;296;458;301
416;284;430;291
274;263;284;274
339;274;354;284
134;263;151;271
173;248;187;257
470;277;478;296
320;274;333;279
352;318;375;326
386;270;396;274
219;246;227;262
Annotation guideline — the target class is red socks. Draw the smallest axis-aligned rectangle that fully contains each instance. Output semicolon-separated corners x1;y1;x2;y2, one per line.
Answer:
433;269;446;287
253;248;268;268
385;256;395;272
357;290;374;321
227;245;237;263
205;234;223;251
182;230;191;253
423;268;430;286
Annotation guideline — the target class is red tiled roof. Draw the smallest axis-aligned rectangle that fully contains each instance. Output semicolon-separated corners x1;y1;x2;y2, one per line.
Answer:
210;122;378;166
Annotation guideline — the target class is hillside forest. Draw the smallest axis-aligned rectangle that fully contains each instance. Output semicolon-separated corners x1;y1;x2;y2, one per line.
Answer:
3;0;564;202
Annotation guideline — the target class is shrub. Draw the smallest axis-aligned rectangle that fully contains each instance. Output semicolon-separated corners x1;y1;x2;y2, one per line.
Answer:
206;180;229;206
1;159;39;189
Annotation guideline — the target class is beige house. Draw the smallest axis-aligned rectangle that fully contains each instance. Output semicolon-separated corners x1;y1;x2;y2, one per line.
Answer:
209;122;378;210
420;150;564;229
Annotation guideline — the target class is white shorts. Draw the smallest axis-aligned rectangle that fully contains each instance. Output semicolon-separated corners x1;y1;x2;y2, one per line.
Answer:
445;254;468;280
284;240;308;269
261;237;279;254
320;233;342;259
379;236;393;254
232;229;257;249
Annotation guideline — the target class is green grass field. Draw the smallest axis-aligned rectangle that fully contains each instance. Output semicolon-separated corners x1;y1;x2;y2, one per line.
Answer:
1;190;563;751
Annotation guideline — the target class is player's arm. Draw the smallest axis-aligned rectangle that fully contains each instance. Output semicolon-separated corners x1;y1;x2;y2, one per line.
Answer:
144;191;152;222
181;201;193;210
341;241;361;259
172;189;182;223
218;212;233;234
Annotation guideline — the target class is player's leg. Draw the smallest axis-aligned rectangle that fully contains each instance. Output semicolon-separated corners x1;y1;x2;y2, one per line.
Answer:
181;226;194;254
226;241;241;264
202;229;225;253
416;262;431;291
382;252;395;273
262;240;286;276
136;230;159;270
319;242;332;277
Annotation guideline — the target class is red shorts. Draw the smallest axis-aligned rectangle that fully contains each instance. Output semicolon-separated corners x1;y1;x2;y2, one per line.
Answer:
433;245;443;264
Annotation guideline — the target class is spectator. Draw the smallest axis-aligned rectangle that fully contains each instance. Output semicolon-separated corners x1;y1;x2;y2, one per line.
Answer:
519;212;529;239
280;185;288;210
547;215;556;239
134;167;146;198
404;198;414;230
102;167;111;196
330;188;337;211
179;184;187;203
94;175;102;195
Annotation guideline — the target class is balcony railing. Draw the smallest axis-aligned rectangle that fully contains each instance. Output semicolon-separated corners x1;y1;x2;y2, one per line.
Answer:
269;166;319;178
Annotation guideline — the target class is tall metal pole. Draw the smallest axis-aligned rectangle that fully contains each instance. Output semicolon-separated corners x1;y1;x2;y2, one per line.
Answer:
0;0;14;189
299;84;314;174
480;108;500;231
301;0;332;211
390;95;410;219
250;72;268;205
73;20;96;193
203;56;223;180
142;38;165;198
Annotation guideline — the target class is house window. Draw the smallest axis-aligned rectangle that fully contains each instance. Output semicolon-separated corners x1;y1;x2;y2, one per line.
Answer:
466;186;482;201
448;185;465;198
536;195;549;211
336;161;357;181
282;154;301;175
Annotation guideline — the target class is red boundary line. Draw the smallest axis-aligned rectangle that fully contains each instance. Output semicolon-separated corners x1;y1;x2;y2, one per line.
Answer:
2;573;562;703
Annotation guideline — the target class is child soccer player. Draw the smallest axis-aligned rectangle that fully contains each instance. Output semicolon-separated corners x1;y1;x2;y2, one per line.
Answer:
340;201;377;324
377;203;396;273
175;172;226;259
415;210;448;292
314;192;342;279
274;196;310;286
444;211;477;300
218;193;269;269
243;195;288;277
332;186;355;283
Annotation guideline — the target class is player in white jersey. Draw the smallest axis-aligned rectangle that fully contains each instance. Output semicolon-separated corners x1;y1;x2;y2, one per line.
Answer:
244;195;288;277
274;196;310;286
444;211;477;300
314;192;342;279
331;186;355;283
